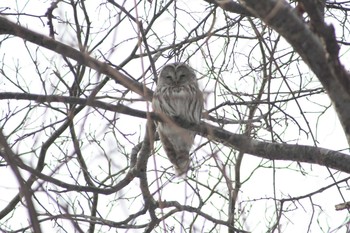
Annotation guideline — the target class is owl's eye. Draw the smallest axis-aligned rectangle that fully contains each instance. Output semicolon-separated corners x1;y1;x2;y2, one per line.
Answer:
179;74;186;79
165;75;172;79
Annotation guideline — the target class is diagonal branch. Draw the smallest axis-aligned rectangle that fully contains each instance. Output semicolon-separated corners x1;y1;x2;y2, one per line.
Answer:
0;129;42;232
0;16;153;101
2;91;350;174
212;0;350;145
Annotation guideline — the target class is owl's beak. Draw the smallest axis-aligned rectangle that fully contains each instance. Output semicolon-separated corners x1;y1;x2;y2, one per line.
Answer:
173;77;180;85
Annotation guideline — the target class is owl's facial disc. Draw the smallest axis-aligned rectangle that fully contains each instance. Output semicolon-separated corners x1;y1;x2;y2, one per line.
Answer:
174;73;186;85
158;63;196;87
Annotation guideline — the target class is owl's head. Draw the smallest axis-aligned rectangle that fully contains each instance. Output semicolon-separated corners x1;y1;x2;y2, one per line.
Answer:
157;62;197;87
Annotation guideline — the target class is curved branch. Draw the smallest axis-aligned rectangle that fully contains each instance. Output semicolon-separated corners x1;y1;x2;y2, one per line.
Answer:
2;92;350;174
213;0;350;145
158;200;250;233
191;120;350;174
0;16;153;101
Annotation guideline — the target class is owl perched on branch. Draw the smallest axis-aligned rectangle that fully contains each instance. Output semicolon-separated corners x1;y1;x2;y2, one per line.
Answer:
152;62;203;176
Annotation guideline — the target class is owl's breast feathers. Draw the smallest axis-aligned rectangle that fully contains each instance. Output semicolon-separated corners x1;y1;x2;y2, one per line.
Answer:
153;85;201;123
170;85;186;92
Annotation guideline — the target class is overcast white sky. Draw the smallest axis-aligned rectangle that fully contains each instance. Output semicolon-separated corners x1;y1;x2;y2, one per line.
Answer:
1;0;350;232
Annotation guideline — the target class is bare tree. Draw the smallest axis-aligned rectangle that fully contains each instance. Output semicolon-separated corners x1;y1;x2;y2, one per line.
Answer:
1;0;350;232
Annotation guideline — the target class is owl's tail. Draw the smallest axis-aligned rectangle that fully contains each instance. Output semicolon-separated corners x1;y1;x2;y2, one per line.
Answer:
173;152;190;176
158;128;193;176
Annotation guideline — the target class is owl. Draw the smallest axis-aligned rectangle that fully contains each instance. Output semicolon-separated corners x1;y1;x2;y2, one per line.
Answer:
152;62;203;176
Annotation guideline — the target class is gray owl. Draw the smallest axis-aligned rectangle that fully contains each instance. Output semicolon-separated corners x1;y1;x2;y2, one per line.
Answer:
152;62;203;176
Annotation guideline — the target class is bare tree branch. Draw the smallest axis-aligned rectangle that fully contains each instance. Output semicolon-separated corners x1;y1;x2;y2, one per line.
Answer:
230;0;350;144
0;129;42;233
0;16;153;101
1;92;349;174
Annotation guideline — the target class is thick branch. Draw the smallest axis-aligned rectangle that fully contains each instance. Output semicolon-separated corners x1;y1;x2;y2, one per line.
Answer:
192;121;350;173
217;0;350;145
2;92;350;174
0;17;153;101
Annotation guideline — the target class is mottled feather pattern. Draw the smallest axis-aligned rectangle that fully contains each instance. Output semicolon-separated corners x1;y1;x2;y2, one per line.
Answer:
153;63;203;176
154;84;202;123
